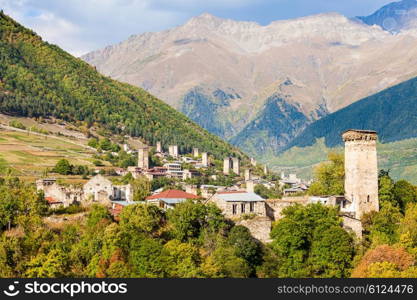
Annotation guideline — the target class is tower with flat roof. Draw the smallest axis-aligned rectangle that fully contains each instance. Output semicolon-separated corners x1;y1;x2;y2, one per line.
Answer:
342;129;379;219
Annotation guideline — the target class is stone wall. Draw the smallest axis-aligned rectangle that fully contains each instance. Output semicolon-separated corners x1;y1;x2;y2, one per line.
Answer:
37;180;84;207
342;215;363;239
266;197;308;221
236;217;272;243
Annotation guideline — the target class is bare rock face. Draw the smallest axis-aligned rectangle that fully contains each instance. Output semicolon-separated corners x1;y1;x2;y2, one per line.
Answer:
82;6;417;154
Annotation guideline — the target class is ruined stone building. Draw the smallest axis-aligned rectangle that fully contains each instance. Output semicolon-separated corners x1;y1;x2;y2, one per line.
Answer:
36;178;83;207
37;175;133;208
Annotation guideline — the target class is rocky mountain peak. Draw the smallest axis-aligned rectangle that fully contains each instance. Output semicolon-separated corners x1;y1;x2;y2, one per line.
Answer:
358;0;417;32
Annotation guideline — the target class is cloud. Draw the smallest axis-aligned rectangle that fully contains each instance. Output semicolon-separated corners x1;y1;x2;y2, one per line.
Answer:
0;0;187;56
0;0;395;56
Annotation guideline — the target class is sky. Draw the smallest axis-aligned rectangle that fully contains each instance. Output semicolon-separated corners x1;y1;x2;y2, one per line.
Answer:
0;0;396;57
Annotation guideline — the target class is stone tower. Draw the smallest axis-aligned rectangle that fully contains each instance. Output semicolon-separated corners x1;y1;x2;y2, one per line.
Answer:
232;157;240;175
246;180;254;193
138;146;149;169
223;158;231;175
244;169;251;181
156;141;162;153
342;130;379;219
202;152;208;167
169;145;178;158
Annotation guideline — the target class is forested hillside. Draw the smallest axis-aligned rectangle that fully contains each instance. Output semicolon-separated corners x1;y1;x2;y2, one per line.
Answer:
0;11;243;159
287;76;417;149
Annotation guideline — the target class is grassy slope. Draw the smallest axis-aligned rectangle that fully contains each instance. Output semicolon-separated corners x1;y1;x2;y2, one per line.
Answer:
264;138;417;184
0;128;99;177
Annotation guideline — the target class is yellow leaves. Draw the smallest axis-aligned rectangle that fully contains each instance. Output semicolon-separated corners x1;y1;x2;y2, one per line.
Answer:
366;262;400;278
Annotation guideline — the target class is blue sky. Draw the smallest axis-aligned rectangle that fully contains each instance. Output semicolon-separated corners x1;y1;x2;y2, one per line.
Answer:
0;0;395;56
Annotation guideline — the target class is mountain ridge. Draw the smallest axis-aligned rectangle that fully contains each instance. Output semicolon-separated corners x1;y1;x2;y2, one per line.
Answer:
82;1;417;159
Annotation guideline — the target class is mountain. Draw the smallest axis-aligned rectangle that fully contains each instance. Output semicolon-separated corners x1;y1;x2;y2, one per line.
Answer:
83;6;417;158
286;75;417;149
230;95;311;158
358;0;417;33
0;11;244;159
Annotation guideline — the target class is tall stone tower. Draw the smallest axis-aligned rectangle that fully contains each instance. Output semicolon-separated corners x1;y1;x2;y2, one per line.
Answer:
202;152;209;167
138;146;149;169
223;158;231;175
342;130;379;219
156;141;162;153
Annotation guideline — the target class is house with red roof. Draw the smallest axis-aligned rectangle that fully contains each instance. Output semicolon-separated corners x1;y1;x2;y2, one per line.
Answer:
45;196;64;209
146;189;200;210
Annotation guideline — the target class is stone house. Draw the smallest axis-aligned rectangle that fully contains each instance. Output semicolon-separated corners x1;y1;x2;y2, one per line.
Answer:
145;190;200;210
209;191;266;218
146;189;199;210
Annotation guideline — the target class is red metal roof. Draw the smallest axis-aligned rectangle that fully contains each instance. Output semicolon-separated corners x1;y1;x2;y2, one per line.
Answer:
45;196;62;204
146;189;199;200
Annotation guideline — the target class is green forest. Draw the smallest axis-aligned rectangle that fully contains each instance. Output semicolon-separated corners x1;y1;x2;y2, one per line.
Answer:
0;11;244;160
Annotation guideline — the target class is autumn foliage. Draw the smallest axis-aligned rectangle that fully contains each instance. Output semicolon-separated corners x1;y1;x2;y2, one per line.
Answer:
352;245;415;278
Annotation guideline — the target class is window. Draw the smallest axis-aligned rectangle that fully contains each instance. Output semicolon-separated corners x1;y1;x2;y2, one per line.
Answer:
241;204;245;214
367;195;370;203
232;204;237;215
250;202;254;212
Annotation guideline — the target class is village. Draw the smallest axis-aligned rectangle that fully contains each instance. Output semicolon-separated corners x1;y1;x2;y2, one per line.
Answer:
36;129;380;242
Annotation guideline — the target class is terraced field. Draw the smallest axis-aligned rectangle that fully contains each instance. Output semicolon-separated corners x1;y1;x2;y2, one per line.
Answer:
0;129;97;177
